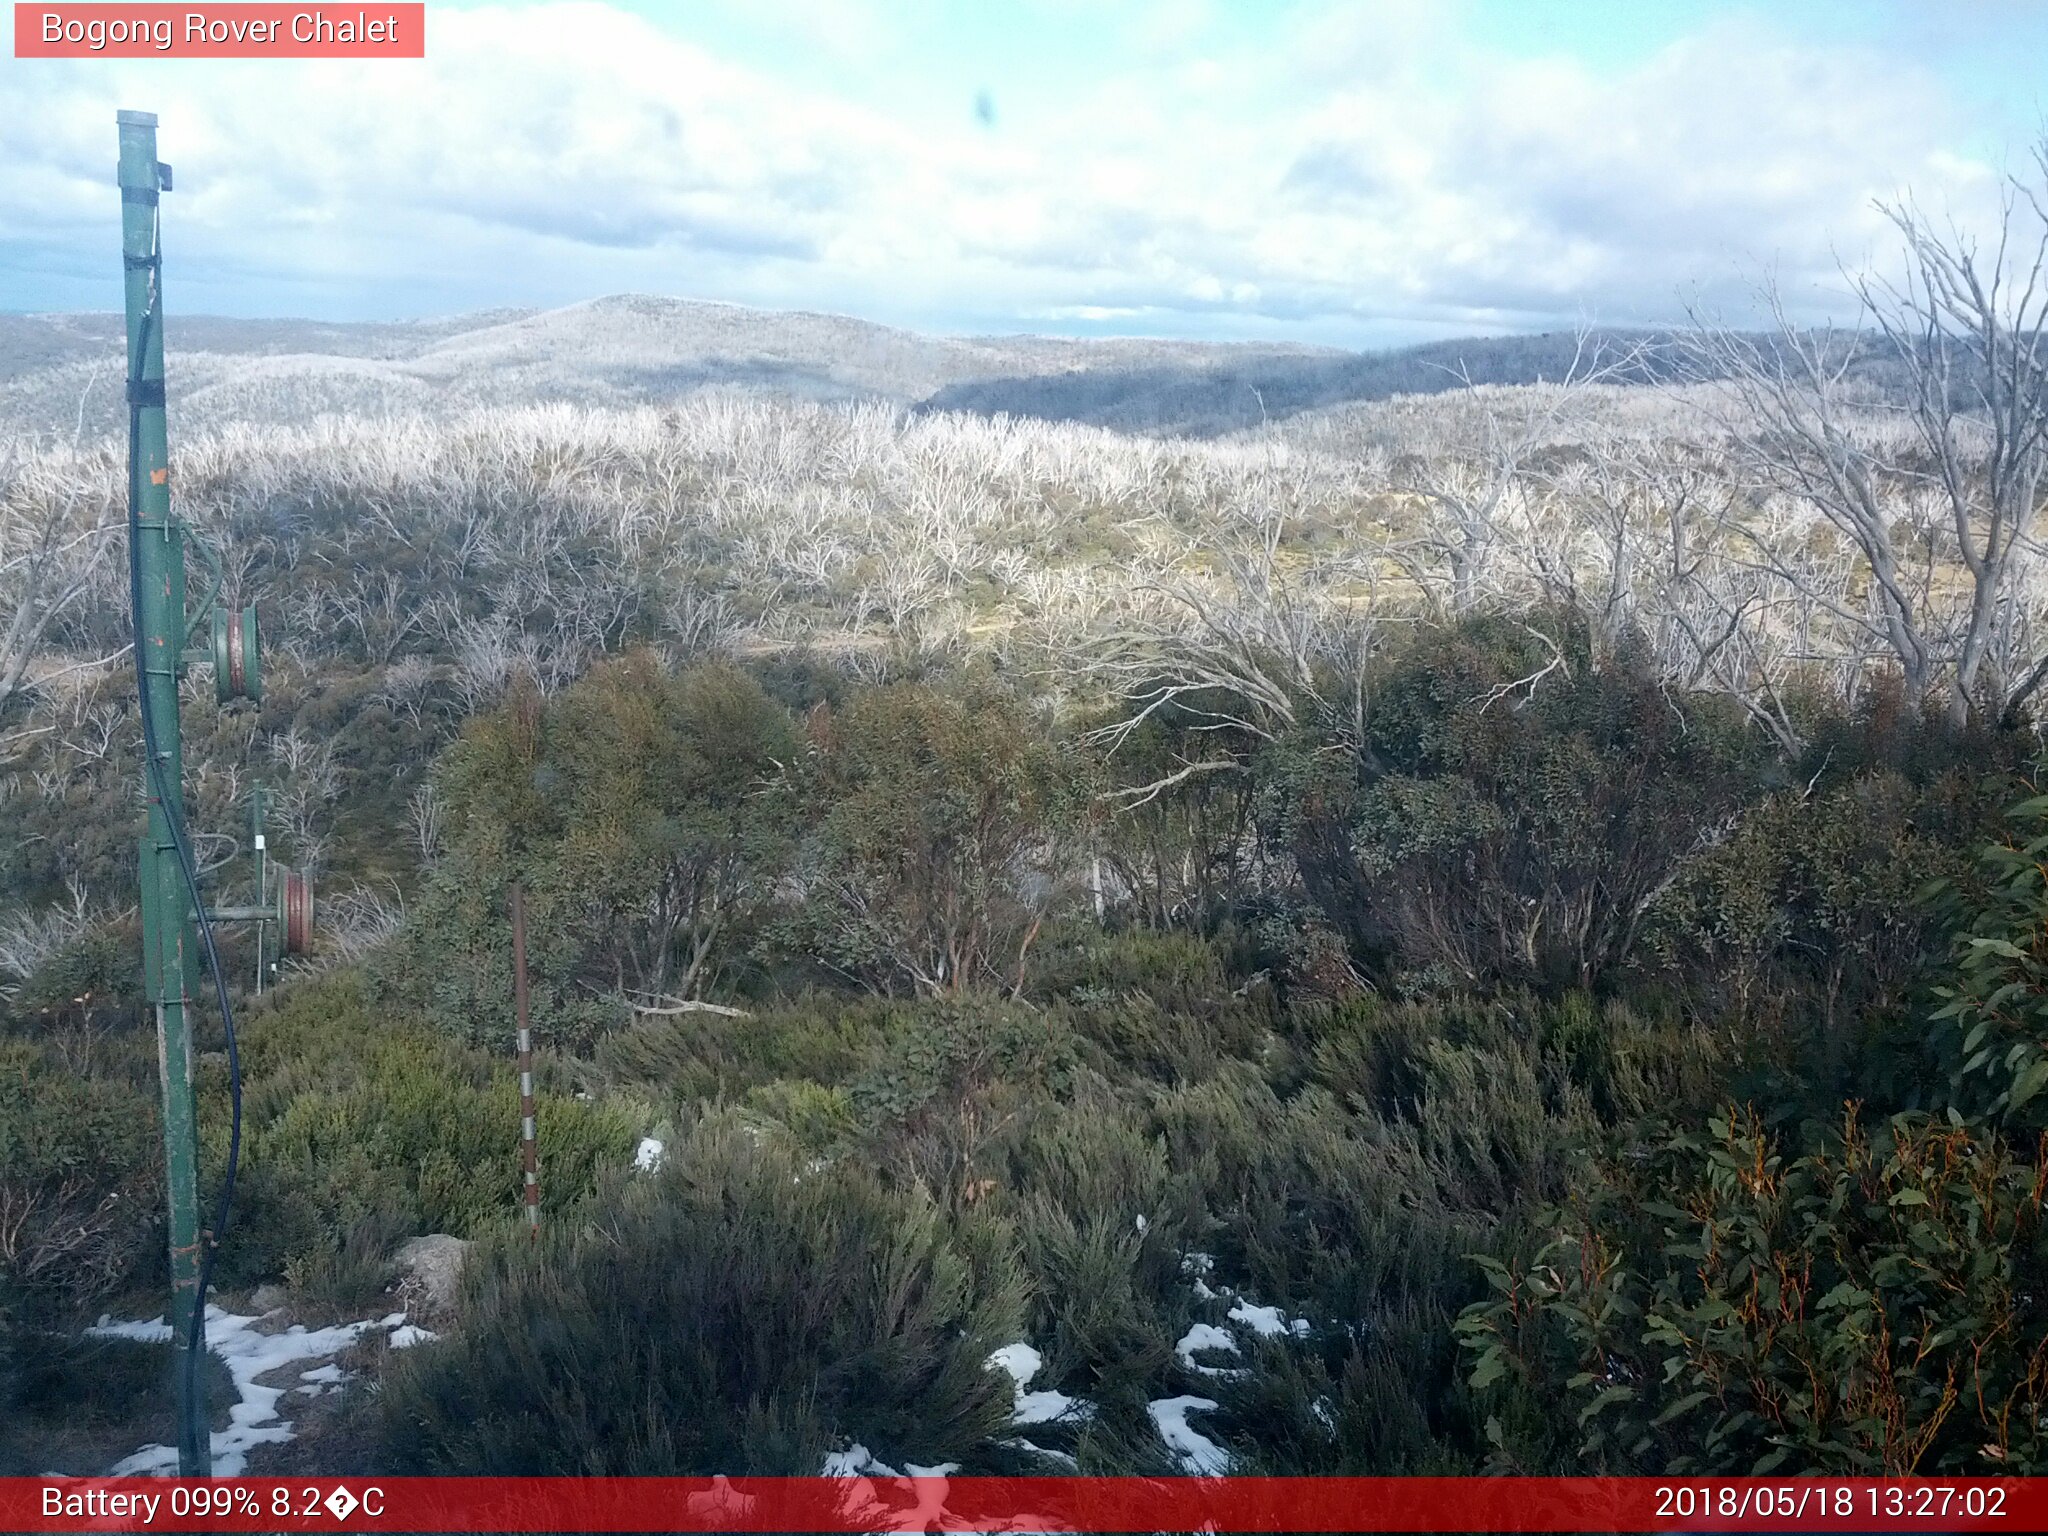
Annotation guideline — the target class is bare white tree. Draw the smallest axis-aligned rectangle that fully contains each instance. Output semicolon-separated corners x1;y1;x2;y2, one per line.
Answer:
0;874;99;1002
0;427;122;727
408;781;444;866
449;616;516;712
374;654;442;728
334;568;431;664
317;879;408;963
1388;333;1643;614
1078;512;1387;813
1684;147;2048;728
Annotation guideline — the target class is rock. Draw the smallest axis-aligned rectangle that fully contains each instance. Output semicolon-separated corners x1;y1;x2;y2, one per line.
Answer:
249;1282;290;1315
391;1234;469;1323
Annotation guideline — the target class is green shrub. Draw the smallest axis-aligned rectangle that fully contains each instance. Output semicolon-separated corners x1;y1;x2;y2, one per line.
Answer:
1251;611;1763;993
998;1091;1195;1417
6;919;144;1016
844;999;1076;1130
0;1037;161;1321
1084;706;1262;934
779;679;1084;996
0;1330;234;1475
283;1205;412;1318
595;996;875;1099
213;973;637;1289
1651;766;2009;1100
376;653;799;1049
1025;925;1274;1083
1023;923;1238;1014
1459;1104;2048;1474
358;1112;1025;1474
1928;786;2048;1132
1208;1334;1479;1473
741;1078;856;1156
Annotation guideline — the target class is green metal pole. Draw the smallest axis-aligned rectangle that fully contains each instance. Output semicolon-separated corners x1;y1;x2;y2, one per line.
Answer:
118;107;211;1479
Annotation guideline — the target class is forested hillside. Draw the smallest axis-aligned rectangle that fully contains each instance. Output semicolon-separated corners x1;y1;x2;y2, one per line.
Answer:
1;299;1672;442
6;181;2048;1481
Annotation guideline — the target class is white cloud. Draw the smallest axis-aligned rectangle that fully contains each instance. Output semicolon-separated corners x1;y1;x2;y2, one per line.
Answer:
0;0;2017;342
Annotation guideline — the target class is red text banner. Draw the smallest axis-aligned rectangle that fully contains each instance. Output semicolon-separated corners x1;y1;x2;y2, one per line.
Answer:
3;1475;2042;1533
15;5;425;58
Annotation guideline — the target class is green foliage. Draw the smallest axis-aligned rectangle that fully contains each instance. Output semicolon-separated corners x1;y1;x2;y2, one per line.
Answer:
1454;773;2048;1477
1085;707;1258;932
0;1331;234;1475
1928;788;2048;1130
215;973;636;1290
1654;765;2010;1099
283;1206;414;1317
1459;1104;2048;1474
740;1078;856;1157
1024;925;1274;1083
16;608;2048;1481
1024;922;1238;1015
782;679;1084;996
0;1035;161;1321
596;995;875;1100
4;919;142;1017
999;1090;1194;1422
377;653;798;1048
1254;612;1764;993
358;1111;1026;1474
844;998;1076;1132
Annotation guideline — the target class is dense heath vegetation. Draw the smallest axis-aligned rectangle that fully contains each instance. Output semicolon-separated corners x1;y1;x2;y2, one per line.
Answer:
6;609;2048;1476
8;174;2048;1474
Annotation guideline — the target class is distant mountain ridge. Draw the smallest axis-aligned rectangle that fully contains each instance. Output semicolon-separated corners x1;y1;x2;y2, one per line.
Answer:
0;294;1676;442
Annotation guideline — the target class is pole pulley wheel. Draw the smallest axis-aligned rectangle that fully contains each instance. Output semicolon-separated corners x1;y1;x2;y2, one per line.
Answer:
212;603;262;704
277;867;313;956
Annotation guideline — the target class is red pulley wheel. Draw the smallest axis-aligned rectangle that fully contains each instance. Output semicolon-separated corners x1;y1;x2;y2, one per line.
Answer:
280;868;314;955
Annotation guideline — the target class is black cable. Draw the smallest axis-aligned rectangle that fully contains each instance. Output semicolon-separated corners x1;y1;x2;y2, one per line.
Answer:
125;204;243;1456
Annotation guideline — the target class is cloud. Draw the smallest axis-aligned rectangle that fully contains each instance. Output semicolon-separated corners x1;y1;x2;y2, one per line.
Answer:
0;0;2019;343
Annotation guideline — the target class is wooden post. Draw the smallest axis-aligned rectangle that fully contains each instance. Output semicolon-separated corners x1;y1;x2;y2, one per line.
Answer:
511;881;540;1239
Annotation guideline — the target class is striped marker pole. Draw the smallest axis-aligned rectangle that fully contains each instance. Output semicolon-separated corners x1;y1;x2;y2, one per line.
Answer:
510;881;539;1238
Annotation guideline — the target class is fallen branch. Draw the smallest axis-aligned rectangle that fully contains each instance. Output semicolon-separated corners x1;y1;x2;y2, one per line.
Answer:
629;995;750;1018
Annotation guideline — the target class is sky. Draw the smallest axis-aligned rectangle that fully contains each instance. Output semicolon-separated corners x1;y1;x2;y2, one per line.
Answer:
2;0;2043;347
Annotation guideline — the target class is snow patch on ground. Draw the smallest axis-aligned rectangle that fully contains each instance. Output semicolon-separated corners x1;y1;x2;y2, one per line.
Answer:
296;1360;348;1397
1174;1322;1243;1375
1013;1384;1089;1425
821;1448;965;1533
986;1340;1094;1426
1149;1396;1230;1474
89;1305;417;1475
634;1136;665;1171
821;1443;902;1478
987;1341;1042;1380
820;1448;957;1484
999;1436;1080;1470
388;1323;439;1349
1228;1299;1312;1338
